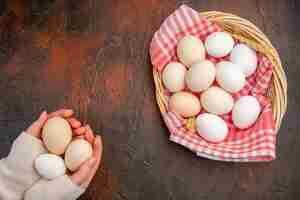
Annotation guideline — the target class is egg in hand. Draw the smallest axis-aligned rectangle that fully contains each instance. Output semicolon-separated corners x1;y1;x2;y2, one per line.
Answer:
35;154;66;180
65;139;93;172
42;117;72;155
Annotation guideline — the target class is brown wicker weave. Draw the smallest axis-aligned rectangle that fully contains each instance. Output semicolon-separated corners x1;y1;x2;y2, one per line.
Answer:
153;11;287;132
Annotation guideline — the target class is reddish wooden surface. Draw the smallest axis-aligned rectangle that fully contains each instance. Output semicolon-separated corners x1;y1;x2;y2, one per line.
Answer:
0;0;299;200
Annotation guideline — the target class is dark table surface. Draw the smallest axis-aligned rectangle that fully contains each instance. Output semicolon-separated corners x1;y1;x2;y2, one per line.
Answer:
0;0;299;199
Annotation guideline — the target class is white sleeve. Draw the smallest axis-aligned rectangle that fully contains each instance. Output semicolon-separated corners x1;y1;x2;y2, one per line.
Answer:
0;132;47;200
24;175;85;200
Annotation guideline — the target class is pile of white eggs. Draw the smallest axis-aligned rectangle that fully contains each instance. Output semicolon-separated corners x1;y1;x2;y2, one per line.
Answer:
163;32;261;143
35;117;93;180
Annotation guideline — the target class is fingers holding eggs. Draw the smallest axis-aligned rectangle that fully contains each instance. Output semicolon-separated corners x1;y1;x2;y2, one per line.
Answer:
67;118;82;129
35;109;102;185
70;157;97;186
65;139;93;172
72;124;95;145
84;125;95;144
70;136;102;187
48;109;74;119
74;126;87;136
80;135;103;188
26;111;48;138
66;117;91;138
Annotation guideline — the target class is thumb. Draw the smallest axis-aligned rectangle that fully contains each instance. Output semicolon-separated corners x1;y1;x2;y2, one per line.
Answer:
70;157;97;187
36;111;48;125
26;111;48;138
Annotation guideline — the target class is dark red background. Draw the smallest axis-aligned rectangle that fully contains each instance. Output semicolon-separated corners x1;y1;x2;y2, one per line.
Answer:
0;0;298;199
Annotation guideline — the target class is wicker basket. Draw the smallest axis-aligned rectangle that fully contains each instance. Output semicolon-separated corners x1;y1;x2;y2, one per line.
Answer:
153;11;287;132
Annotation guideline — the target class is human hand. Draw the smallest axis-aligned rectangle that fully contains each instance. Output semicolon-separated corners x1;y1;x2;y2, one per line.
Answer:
26;109;103;188
70;126;103;188
25;109;88;139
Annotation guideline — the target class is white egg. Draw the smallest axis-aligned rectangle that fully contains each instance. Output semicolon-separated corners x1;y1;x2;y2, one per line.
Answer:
216;61;246;93
35;154;66;180
169;92;201;117
42;117;72;155
177;35;205;67
185;60;216;92
232;96;261;129
162;62;186;92
200;87;234;115
230;44;257;77
196;113;228;143
205;32;234;58
65;139;93;172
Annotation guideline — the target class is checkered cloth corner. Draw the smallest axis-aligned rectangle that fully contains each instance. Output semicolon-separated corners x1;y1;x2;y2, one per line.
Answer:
151;5;277;162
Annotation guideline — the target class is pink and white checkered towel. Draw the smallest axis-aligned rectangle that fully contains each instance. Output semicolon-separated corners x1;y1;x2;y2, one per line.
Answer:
150;5;277;162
